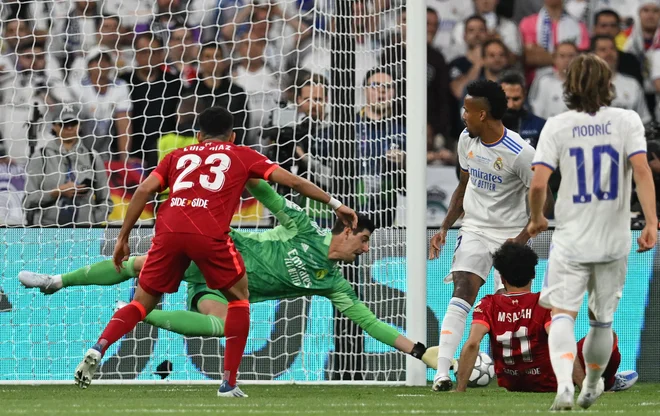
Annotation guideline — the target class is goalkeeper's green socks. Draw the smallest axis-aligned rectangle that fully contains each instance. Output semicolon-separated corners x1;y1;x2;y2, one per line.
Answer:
144;310;225;337
60;258;138;289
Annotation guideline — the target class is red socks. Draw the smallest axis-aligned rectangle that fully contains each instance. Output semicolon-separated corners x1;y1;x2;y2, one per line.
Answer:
96;301;147;354
223;299;250;386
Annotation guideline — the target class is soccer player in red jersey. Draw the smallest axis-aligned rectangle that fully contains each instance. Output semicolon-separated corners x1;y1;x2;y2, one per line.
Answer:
73;107;358;396
456;243;633;393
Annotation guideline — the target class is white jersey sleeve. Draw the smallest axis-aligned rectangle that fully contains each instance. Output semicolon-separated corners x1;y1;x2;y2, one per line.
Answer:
457;129;470;171
623;111;648;158
532;118;561;172
513;142;535;188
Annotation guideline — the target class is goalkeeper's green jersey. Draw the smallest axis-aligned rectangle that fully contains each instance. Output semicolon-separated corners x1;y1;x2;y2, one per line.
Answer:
181;180;399;347
183;180;359;312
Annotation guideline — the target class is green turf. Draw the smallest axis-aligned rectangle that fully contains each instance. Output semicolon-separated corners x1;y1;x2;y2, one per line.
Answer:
1;384;660;415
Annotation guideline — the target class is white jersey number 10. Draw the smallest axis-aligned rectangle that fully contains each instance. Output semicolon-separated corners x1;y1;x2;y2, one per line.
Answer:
569;145;619;204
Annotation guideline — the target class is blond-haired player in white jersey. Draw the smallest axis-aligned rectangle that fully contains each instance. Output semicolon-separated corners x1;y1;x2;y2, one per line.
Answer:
428;79;552;391
528;54;657;411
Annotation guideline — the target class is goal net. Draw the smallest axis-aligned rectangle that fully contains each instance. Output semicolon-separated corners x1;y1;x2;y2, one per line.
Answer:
0;0;420;383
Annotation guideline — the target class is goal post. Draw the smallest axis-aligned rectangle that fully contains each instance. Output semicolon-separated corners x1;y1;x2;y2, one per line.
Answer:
405;0;428;387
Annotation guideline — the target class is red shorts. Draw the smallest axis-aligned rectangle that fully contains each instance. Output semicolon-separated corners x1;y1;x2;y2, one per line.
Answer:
139;232;245;295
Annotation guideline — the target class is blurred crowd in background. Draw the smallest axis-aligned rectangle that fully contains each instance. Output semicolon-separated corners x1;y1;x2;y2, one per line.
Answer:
0;0;658;228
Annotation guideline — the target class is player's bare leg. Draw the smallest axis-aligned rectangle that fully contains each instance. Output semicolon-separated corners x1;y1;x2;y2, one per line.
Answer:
577;310;612;409
548;307;578;411
74;285;161;389
433;272;483;392
217;275;250;398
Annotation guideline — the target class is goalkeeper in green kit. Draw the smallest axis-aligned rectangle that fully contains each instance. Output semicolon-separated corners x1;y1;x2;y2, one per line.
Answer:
19;179;437;369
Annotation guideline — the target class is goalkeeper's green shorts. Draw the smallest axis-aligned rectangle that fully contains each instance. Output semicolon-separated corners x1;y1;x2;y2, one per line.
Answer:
184;262;228;312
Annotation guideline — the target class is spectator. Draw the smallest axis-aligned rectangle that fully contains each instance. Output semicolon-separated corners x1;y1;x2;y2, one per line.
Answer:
166;25;200;87
451;0;522;59
592;9;644;86
0;39;68;164
188;42;249;145
232;33;281;145
519;0;589;76
625;1;660;114
512;0;544;24
592;35;652;123
498;71;546;148
23;103;112;226
50;0;100;71
381;8;451;141
357;68;405;228
480;39;510;83
427;0;475;57
0;19;31;72
449;15;488;100
135;0;199;46
528;41;578;119
265;72;335;227
301;0;380;107
593;9;628;51
70;48;132;161
69;15;136;84
121;33;183;169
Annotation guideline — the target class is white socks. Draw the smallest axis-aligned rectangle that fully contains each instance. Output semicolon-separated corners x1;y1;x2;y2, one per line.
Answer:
583;321;613;391
436;297;471;378
549;313;577;394
52;274;63;290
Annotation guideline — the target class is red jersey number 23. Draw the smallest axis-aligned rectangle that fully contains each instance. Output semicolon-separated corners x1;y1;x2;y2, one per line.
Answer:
172;153;231;193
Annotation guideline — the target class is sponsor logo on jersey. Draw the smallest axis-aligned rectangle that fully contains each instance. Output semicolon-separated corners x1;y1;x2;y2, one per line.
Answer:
301;243;309;252
315;270;328;280
494;157;503;171
469;167;503;191
474;306;483;313
170;197;209;208
285;248;312;288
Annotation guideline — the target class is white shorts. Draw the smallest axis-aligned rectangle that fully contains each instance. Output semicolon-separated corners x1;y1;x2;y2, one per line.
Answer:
446;230;506;288
539;248;627;323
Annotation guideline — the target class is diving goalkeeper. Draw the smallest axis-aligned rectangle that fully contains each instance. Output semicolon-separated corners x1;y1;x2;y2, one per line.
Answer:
20;179;436;368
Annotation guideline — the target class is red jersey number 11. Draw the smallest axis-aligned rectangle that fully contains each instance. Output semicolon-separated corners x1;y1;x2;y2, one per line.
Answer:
495;326;533;365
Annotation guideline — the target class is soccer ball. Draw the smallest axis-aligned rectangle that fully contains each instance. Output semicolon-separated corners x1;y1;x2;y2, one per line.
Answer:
455;351;495;387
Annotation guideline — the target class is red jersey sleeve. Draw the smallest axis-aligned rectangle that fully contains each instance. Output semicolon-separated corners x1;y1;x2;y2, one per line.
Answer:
151;152;175;191
240;147;278;180
472;296;493;331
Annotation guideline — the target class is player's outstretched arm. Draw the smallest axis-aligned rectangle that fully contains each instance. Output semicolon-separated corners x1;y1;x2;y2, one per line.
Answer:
630;153;658;252
429;170;469;260
268;167;357;228
455;323;488;392
113;175;162;271
245;179;285;214
327;288;436;367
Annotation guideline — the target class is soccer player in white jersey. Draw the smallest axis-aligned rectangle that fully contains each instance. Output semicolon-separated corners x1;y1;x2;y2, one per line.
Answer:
428;79;548;391
527;54;657;411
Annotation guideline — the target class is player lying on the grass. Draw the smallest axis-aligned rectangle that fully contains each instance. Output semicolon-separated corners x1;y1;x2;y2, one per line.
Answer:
20;179;438;369
456;242;637;393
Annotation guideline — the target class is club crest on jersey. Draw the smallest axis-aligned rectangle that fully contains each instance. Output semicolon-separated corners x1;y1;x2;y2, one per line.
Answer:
467;151;474;159
493;157;503;171
316;270;328;280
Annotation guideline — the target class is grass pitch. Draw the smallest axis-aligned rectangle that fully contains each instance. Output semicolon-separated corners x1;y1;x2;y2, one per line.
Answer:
2;384;660;415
